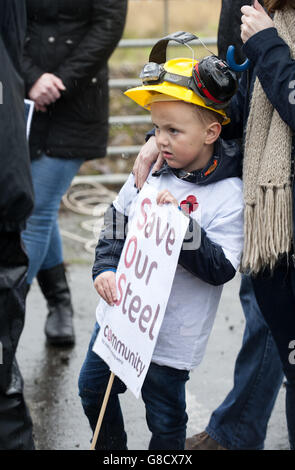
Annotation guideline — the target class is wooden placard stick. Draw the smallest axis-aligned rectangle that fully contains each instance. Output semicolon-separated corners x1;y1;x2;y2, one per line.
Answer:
90;371;115;450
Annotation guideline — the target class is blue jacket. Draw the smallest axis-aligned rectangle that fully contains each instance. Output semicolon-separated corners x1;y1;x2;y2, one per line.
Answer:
222;27;295;259
93;137;242;286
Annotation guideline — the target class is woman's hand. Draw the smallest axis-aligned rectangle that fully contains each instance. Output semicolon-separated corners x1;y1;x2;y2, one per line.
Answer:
94;271;117;306
156;189;178;208
29;73;66;111
241;0;274;44
132;136;164;189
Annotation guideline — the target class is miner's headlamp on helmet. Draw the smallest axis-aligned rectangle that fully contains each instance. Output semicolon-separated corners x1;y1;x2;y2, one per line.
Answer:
125;31;238;124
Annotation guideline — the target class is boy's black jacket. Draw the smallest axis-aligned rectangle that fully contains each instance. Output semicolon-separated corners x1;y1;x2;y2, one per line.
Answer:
92;137;242;287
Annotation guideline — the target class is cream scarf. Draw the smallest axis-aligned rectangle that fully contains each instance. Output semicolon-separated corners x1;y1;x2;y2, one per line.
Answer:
242;7;295;274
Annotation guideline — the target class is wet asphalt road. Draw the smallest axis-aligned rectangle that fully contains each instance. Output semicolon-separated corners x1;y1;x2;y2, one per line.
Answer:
17;208;289;451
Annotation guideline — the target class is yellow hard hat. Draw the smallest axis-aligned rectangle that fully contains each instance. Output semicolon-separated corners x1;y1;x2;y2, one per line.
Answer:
124;58;230;124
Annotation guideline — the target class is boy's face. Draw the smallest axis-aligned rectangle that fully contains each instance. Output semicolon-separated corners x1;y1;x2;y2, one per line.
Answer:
151;100;218;173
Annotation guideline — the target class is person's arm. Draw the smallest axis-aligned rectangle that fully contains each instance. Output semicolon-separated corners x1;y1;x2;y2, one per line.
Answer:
92;204;127;280
92;202;128;306
92;170;136;306
178;187;244;286
54;0;127;96
241;1;295;130
0;4;34;231
156;186;244;286
22;50;45;95
243;28;295;131
178;220;237;286
92;172;138;279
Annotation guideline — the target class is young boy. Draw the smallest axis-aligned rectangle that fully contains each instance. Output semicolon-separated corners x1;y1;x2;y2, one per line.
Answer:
78;46;244;450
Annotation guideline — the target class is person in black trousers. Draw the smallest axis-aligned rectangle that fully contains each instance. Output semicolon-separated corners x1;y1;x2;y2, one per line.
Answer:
0;0;35;449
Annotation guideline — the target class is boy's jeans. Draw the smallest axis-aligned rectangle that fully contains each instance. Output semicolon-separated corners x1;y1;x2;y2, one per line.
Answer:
206;275;284;450
78;323;189;450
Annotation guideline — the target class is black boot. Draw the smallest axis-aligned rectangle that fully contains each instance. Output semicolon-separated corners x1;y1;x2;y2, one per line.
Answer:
37;263;75;346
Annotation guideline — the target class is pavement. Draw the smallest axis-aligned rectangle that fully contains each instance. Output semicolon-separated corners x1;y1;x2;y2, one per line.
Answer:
17;203;289;451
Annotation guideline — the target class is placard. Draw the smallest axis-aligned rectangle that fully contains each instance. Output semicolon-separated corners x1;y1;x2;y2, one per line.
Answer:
93;183;189;397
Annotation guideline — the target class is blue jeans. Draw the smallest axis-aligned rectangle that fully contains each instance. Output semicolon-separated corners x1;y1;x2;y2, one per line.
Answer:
252;262;295;450
206;274;284;450
78;323;190;450
22;154;83;284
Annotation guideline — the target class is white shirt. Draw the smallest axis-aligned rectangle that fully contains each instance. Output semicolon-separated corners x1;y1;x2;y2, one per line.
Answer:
102;170;244;370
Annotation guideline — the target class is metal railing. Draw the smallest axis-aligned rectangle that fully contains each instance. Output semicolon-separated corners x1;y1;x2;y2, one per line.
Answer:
115;37;217;49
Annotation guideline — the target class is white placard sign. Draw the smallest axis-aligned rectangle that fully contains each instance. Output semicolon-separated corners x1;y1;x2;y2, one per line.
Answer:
92;183;189;398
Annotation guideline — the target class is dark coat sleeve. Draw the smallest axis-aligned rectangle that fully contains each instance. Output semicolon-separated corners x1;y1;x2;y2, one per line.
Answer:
21;50;45;95
55;0;128;96
178;218;236;286
0;1;34;231
92;204;127;280
243;27;295;131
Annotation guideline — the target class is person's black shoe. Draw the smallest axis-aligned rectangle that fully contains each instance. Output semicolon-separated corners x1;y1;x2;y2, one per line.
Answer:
37;263;75;346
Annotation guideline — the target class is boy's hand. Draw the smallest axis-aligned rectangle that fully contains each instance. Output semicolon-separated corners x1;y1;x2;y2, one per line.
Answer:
156;189;178;208
133;136;163;189
241;0;274;43
94;271;117;306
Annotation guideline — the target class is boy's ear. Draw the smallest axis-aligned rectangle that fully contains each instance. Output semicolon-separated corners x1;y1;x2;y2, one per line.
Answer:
205;122;222;145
